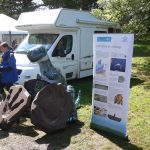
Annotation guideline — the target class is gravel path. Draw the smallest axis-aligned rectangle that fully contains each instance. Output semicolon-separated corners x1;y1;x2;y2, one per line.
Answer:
0;119;49;150
0;130;48;150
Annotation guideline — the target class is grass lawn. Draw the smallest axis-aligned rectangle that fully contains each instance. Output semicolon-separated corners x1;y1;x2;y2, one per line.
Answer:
127;40;150;150
0;40;149;150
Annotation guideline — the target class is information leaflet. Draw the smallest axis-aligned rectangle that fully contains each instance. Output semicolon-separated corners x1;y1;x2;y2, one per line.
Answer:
90;34;134;137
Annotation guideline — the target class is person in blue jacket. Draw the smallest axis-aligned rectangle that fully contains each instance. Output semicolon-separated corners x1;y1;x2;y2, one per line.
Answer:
0;42;18;99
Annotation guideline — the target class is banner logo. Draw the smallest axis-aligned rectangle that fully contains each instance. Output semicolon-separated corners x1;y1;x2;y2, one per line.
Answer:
122;36;128;42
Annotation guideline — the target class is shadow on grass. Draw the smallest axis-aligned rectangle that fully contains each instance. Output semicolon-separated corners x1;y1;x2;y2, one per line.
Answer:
135;40;150;45
131;58;150;87
144;83;150;90
133;45;150;57
93;129;143;150
133;39;150;57
130;77;145;87
36;120;84;149
133;60;150;73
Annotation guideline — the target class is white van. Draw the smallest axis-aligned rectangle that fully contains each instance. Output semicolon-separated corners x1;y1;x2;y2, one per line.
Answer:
15;8;120;85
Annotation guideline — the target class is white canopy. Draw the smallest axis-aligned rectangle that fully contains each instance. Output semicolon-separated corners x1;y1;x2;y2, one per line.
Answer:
0;14;26;34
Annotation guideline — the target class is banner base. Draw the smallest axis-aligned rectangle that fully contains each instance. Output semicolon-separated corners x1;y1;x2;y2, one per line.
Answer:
90;123;129;140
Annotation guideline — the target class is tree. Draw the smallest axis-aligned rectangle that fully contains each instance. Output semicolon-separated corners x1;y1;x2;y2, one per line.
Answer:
42;0;98;10
0;0;44;19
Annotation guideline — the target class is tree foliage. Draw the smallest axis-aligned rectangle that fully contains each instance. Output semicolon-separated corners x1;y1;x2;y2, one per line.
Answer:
42;0;98;10
92;0;150;35
0;0;43;19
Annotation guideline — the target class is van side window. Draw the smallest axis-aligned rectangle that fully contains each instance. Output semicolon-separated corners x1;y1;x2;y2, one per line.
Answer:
52;35;73;57
108;28;121;33
116;28;121;33
108;27;114;33
94;31;107;33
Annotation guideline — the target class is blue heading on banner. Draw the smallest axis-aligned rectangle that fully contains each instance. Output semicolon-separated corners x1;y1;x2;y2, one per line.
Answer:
97;37;112;42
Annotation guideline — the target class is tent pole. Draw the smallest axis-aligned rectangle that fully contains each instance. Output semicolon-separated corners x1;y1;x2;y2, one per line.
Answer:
9;31;11;46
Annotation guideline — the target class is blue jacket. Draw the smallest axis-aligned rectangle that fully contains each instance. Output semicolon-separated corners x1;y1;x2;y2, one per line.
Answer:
0;50;18;84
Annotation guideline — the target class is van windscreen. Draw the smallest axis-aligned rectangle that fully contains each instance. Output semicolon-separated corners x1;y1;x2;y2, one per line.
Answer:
15;34;59;53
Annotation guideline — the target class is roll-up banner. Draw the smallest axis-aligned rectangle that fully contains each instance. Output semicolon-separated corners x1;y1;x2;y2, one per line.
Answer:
90;34;134;138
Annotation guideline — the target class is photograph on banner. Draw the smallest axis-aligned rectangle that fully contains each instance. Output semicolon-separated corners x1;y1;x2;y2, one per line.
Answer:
93;87;108;103
110;58;126;72
108;87;124;106
94;93;107;103
94;50;110;81
94;105;107;118
107;107;123;123
94;83;109;91
93;80;109;102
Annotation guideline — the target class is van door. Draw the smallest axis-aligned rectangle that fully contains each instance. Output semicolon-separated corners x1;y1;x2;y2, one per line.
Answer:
50;33;78;80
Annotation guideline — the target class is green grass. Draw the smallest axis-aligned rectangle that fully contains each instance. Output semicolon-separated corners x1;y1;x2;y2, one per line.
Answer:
127;41;150;149
6;40;150;149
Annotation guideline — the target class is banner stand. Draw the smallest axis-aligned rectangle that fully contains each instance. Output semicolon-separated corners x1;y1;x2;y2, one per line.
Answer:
90;34;134;139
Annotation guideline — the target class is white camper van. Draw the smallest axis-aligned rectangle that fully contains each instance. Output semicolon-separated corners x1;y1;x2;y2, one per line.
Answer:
15;8;120;85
